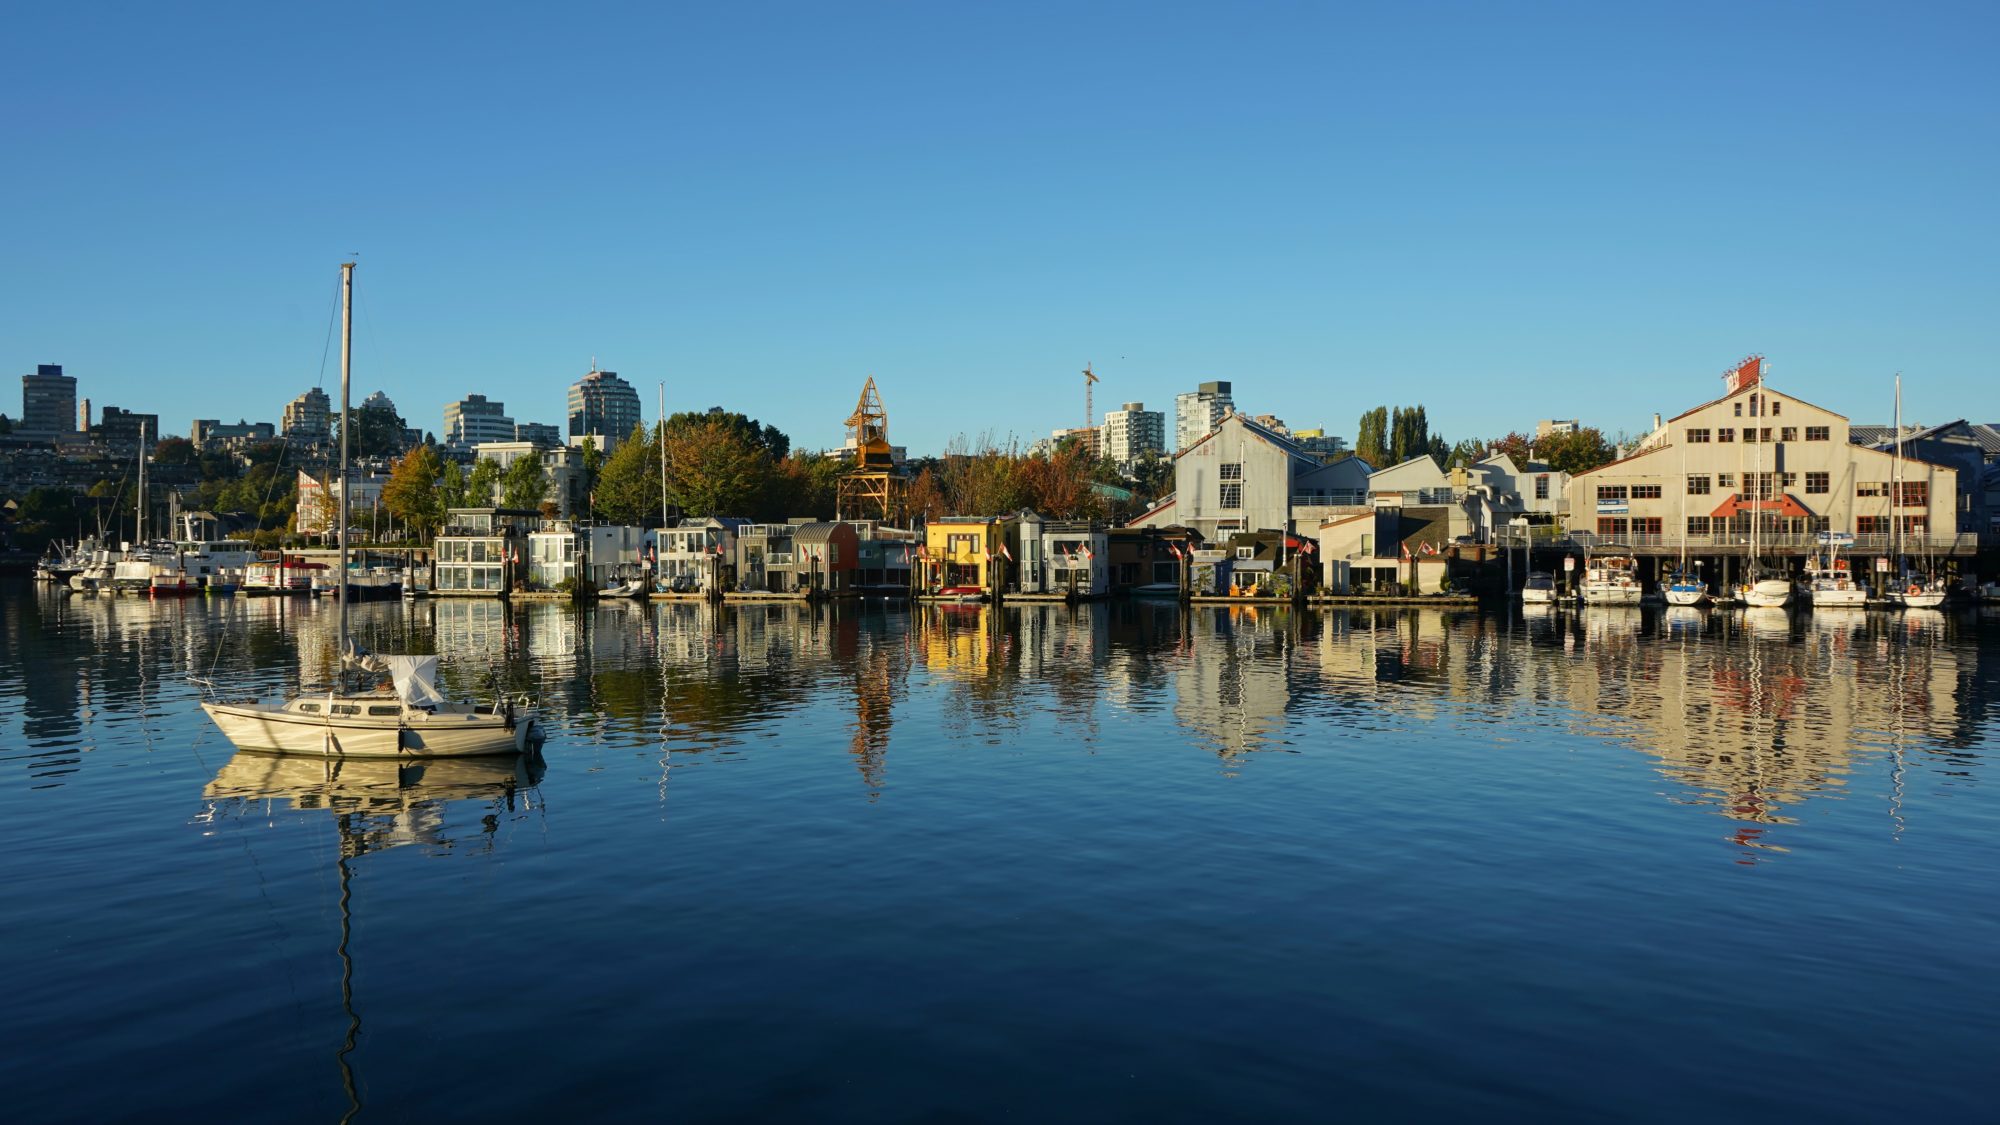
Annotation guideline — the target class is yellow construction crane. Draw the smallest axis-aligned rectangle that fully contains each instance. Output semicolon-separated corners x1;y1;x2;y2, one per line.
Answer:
1082;362;1100;456
837;376;908;523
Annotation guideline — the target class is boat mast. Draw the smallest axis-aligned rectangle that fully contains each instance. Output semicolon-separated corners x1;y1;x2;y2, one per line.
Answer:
1893;373;1902;573
657;381;668;530
137;418;148;545
338;262;354;661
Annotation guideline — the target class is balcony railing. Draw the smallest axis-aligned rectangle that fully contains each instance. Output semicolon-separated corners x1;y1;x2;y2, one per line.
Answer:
1564;531;1974;553
1290;491;1369;508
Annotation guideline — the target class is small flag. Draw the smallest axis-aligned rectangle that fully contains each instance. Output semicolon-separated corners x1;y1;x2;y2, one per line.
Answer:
1420;541;1437;556
1399;542;1412;561
999;542;1014;562
1081;543;1095;560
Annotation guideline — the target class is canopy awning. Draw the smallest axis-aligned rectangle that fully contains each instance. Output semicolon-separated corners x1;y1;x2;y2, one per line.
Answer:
1710;493;1812;519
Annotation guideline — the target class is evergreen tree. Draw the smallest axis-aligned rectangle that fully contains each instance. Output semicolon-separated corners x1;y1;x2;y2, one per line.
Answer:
465;457;501;507
1355;406;1389;466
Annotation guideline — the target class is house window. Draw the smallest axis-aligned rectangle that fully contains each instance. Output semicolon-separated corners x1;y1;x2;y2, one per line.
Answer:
1734;402;1743;417
1219;463;1243;481
1635;517;1662;535
1236;546;1254;559
1806;472;1829;494
1631;484;1662;499
1779;472;1797;488
1806;426;1830;441
1535;475;1549;499
1686;516;1711;535
1219;483;1243;509
1596;485;1627;501
1857;516;1889;534
1597;517;1628;536
1718;472;1736;489
1772;400;1781;416
1898;481;1928;507
1717;428;1734;442
1901;514;1929;533
1759;428;1773;443
1780;427;1798;442
1747;472;1776;499
1857;481;1885;497
1687;474;1711;495
1686;428;1710;443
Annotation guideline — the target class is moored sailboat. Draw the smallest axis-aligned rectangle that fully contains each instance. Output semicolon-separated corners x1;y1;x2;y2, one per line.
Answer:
200;263;539;759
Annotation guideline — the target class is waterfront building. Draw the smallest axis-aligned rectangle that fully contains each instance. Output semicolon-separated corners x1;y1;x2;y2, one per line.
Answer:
294;470;390;535
1102;402;1166;466
282;387;332;445
526;522;645;590
733;522;801;594
1040;522;1111;597
792;522;860;596
1133;413;1373;543
443;394;516;451
1105;527;1201;592
191;419;277;450
917;514;1020;595
646;517;748;593
1317;508;1455;594
1849;420;2000;549
1174;381;1234;451
567;368;642;453
1565;367;1965;582
432;508;538;595
852;524;916;589
19;364;76;440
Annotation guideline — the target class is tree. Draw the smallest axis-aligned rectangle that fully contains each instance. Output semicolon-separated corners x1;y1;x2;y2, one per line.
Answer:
500;452;549;511
1536;427;1615;475
337;404;408;457
664;408;790;461
665;417;770;517
1130;448;1174;504
1446;438;1488;468
151;437;196;466
594;423;663;525
0;413;12;435
1389;405;1432;462
1425;434;1452;464
1355;407;1389;466
383;445;444;539
465;458;501;507
906;467;946;524
439;459;468;512
764;452;844;520
579;437;604;519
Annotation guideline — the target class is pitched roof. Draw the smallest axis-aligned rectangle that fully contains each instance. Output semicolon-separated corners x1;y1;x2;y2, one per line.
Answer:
1665;381;1847;426
1174;412;1322;469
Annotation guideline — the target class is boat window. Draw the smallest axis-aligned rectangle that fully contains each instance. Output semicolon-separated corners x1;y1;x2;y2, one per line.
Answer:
299;703;320;713
331;704;360;715
368;705;399;716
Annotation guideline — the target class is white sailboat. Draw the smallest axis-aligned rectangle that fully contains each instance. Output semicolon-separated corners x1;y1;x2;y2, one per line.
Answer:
201;263;540;759
1804;532;1866;608
1886;376;1948;609
1735;407;1791;608
1663;443;1708;605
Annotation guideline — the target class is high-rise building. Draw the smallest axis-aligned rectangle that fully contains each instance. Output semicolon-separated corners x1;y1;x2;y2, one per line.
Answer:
1103;401;1166;465
282;387;332;444
443;394;516;450
567;368;642;453
78;398;91;432
192;419;277;450
1174;380;1234;451
96;406;160;451
515;421;562;448
19;364;76;439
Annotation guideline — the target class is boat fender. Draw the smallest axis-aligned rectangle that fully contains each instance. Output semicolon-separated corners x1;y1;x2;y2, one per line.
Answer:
503;699;516;732
1908;585;1921;595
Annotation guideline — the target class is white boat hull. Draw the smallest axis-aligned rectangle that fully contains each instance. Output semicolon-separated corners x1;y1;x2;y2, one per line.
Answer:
1809;586;1868;608
1579;585;1642;606
201;700;535;758
1521;589;1556;604
1893;591;1947;609
1664;586;1707;606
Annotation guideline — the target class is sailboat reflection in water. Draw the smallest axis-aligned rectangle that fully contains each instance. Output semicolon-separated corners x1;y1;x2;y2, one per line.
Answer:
199;750;544;1122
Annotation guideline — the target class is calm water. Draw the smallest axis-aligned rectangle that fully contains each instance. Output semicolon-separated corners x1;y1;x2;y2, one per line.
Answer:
2;581;1996;1122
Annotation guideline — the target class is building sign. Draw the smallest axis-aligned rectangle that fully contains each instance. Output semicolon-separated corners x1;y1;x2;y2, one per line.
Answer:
1875;557;1891;572
1816;531;1855;546
1563;556;1576;571
1596;500;1629;514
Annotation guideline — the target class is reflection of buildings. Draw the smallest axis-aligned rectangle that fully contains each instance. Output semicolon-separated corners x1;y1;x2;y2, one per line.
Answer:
1173;607;1296;759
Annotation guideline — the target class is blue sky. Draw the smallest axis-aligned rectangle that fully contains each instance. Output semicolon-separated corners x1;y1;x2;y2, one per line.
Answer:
4;1;1994;454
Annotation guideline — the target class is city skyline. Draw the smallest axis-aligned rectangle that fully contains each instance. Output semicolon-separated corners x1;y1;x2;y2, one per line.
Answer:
3;4;1995;455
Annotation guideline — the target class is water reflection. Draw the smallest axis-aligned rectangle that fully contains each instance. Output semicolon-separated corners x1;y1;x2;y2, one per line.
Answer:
2;584;1991;861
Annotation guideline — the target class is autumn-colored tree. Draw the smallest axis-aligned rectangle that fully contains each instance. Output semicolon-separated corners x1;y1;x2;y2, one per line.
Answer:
666;417;770;517
594;423;663;525
905;467;947;524
763;452;844;520
382;445;444;539
1016;443;1104;519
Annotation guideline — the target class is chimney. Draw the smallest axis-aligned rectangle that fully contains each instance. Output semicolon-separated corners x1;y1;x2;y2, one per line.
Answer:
1653;412;1662;431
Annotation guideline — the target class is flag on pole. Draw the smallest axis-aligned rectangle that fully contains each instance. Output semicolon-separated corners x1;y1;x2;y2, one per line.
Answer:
999;542;1014;562
1420;540;1437;556
1399;541;1412;561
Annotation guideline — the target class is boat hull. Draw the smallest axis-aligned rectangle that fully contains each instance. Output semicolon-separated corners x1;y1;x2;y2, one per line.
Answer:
1893;591;1947;609
1664;586;1707;606
1579;585;1642;606
1809;586;1868;608
201;701;534;758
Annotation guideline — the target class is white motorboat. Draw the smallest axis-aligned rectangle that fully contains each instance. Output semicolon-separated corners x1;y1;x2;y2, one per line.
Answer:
1520;571;1558;605
1739;573;1793;608
1889;575;1948;609
1579;552;1642;605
